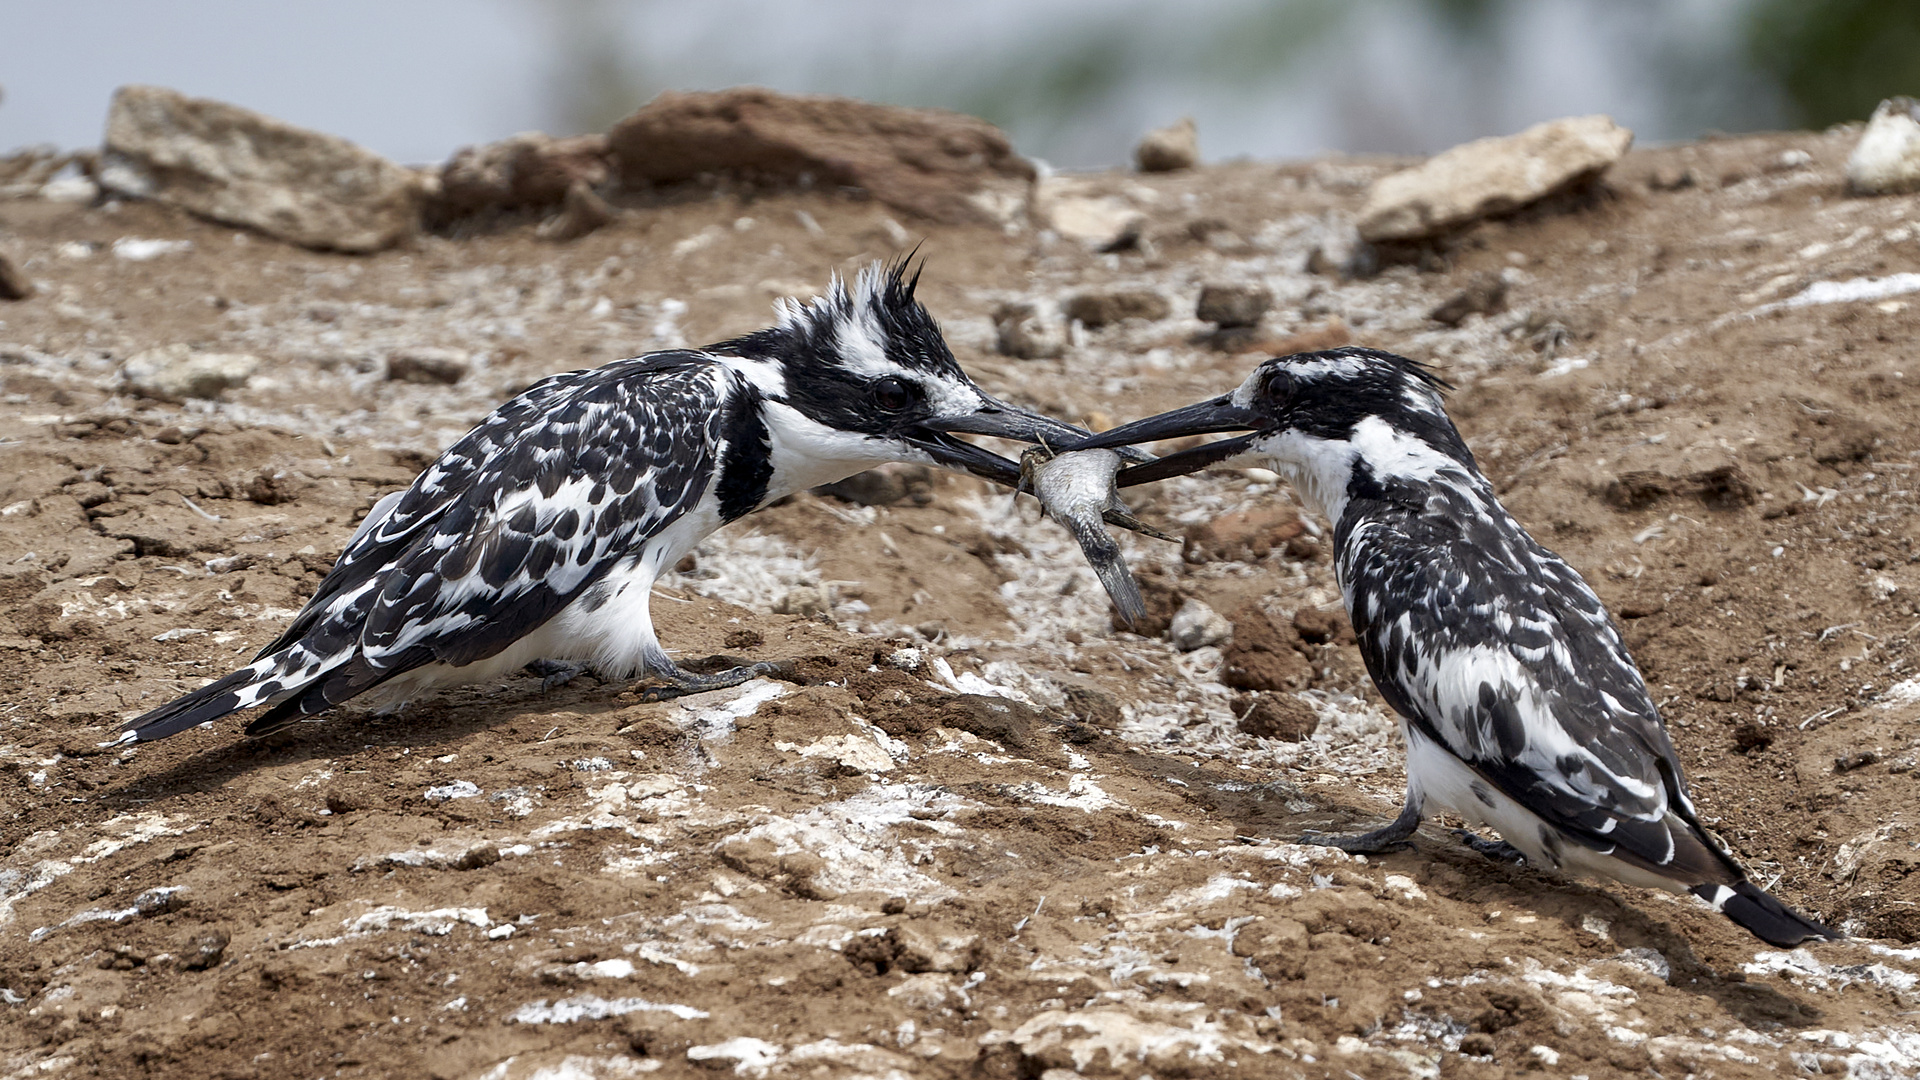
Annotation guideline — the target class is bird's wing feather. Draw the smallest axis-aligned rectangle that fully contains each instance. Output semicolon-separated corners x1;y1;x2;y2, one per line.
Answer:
1345;480;1713;874
349;356;724;671
254;355;709;662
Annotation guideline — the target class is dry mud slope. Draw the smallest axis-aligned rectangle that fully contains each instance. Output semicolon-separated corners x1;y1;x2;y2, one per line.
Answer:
2;129;1920;1079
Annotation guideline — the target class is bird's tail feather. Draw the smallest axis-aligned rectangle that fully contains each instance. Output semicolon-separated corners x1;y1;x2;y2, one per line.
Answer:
1692;881;1840;947
121;665;267;742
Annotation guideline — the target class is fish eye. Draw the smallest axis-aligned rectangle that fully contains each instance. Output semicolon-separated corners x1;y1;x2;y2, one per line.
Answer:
1262;369;1295;403
871;377;915;412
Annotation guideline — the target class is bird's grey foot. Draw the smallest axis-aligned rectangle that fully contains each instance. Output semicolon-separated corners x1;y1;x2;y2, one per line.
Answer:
1452;828;1527;864
1300;801;1423;854
634;660;795;703
524;659;591;692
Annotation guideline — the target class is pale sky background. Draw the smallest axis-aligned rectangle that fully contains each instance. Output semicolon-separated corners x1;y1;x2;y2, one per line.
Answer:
0;0;1786;169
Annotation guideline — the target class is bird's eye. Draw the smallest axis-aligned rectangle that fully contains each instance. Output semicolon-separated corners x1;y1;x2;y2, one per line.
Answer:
871;377;915;412
1262;370;1295;403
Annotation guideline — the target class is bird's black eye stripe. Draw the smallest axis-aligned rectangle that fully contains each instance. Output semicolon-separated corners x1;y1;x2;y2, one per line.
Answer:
871;377;915;412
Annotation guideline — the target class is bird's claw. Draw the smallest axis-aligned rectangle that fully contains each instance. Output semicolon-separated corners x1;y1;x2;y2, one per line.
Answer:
1452;828;1527;864
1299;828;1413;855
524;660;590;692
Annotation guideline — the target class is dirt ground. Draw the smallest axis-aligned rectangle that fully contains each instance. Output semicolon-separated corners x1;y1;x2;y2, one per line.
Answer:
2;124;1919;1079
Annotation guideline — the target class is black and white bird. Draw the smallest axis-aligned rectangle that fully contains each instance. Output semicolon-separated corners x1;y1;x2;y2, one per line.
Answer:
1073;347;1837;947
123;263;1110;743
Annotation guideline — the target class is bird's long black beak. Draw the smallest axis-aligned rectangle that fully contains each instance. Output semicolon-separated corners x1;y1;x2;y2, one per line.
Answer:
1067;394;1264;488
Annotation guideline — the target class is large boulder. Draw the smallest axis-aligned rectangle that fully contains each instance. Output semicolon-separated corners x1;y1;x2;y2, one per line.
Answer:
1357;115;1633;243
97;85;424;253
607;87;1034;224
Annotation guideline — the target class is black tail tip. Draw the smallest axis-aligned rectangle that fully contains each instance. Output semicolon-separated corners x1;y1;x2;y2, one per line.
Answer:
1696;881;1842;947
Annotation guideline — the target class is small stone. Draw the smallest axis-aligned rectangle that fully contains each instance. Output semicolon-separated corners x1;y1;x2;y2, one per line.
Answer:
993;299;1068;359
0;248;34;300
1196;282;1272;328
536;179;618;242
181;929;229;971
1291;607;1352;645
1236;693;1319;742
1834;750;1879;773
1168;598;1232;651
134;886;189;917
723;628;764;650
1428;272;1509;326
1847;97;1920;195
98;85;422;253
454;844;501;871
814;464;933;506
1135;117;1199;173
386;347;469;385
121;344;259;402
1064;287;1171;328
1357;114;1633;242
774;586;827;617
1032;177;1145;249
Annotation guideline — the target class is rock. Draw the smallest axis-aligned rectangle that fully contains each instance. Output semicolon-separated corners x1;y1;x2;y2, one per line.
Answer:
536;180;618;241
0;247;32;300
1181;505;1303;563
1847;97;1920;195
1135;117;1199;172
774;586;827;617
1428;272;1509;326
1195;282;1272;332
180;929;229;972
1168;598;1232;651
1032;177;1145;249
1305;218;1374;277
121;344;259;401
1232;916;1310;980
98;85;423;253
814;464;932;506
1221;603;1311;691
1064;287;1171;328
0;147;78;198
134;886;189;916
434;132;611;218
385;347;469;385
1236;693;1319;742
993;299;1069;359
608;87;1034;224
1357;115;1633;242
1291;607;1353;645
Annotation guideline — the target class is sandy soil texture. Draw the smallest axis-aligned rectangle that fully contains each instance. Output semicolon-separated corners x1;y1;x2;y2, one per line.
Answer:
2;128;1919;1079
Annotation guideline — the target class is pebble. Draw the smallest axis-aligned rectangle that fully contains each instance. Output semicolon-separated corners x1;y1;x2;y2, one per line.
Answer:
121;344;260;401
1357;114;1633;242
1032;177;1145;249
0;248;32;300
1064;287;1171;329
993;299;1069;359
1135;117;1199;172
386;347;470;385
1428;272;1509;326
180;929;229;971
98;85;424;253
1168;598;1232;651
1847;97;1920;195
1196;282;1272;328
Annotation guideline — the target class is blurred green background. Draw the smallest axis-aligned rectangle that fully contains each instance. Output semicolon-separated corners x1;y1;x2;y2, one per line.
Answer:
3;0;1917;167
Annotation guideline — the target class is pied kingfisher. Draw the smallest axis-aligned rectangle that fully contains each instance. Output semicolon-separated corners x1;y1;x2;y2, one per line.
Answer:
124;263;1108;743
1075;347;1835;947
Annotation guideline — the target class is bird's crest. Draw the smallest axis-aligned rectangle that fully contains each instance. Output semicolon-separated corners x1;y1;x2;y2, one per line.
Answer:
757;257;961;382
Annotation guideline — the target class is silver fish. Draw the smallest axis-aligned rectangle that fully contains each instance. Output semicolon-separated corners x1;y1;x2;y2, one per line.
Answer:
1021;445;1175;628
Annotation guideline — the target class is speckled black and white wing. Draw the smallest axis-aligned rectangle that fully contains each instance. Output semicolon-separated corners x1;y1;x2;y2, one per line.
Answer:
123;353;728;741
1340;475;1694;865
1341;471;1833;944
